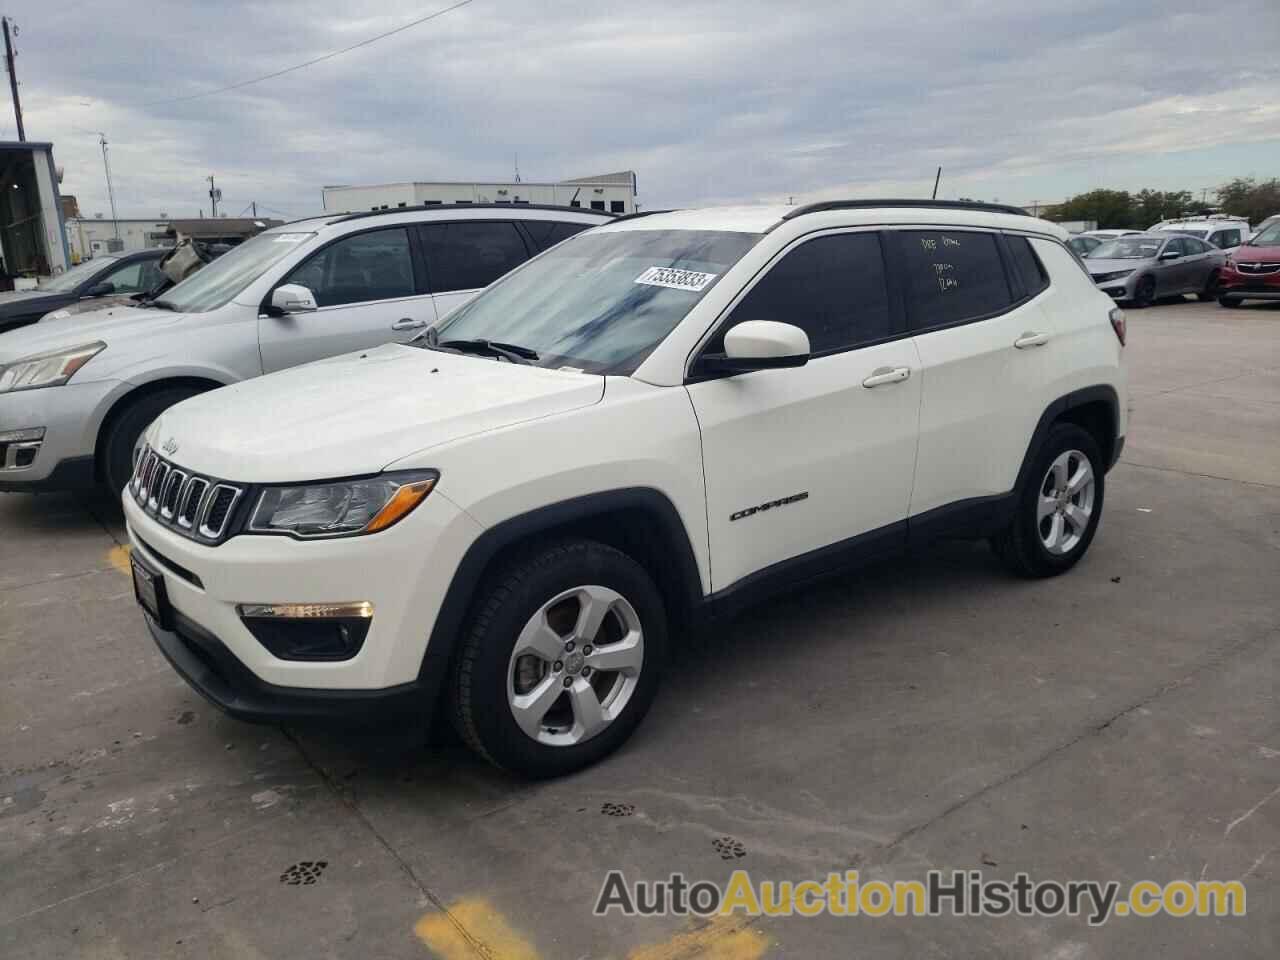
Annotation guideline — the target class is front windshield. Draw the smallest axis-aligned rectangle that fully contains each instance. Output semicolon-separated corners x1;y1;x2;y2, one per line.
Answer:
435;229;761;374
1251;222;1280;245
1092;237;1162;260
37;257;118;293
156;231;315;313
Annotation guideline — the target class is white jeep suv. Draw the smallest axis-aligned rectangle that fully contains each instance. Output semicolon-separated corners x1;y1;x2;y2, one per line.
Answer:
0;205;610;493
123;200;1127;778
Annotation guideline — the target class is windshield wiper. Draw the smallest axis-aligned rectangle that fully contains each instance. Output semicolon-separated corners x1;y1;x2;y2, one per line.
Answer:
436;338;539;364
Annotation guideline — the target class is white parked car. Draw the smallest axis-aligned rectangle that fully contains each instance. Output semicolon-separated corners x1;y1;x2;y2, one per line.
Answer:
1150;216;1250;251
0;205;611;492
124;200;1127;777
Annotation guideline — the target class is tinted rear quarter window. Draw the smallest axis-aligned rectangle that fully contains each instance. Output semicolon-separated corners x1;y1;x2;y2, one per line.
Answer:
1006;236;1049;298
712;231;894;355
897;230;1013;330
523;220;594;252
419;221;529;293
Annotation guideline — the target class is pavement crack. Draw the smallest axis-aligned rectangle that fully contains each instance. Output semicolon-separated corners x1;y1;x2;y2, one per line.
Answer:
281;728;496;959
875;629;1275;861
1118;459;1280;490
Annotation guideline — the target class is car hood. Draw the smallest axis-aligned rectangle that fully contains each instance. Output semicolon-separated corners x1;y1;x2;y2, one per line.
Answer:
40;294;142;320
0;289;66;315
148;344;606;482
1234;244;1280;262
0;305;187;365
1086;258;1149;275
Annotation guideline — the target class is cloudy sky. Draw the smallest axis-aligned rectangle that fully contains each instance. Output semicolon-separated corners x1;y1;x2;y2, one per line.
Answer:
11;0;1280;220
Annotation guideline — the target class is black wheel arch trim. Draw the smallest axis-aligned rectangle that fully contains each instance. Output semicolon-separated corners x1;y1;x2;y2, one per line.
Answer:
416;487;705;687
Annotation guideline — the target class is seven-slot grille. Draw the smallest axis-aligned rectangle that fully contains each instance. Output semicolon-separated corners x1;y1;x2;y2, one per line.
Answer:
130;445;244;543
1237;261;1280;275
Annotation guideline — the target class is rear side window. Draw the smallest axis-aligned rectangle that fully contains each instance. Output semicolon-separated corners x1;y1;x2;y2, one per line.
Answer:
897;230;1013;330
713;232;894;355
522;220;594;252
418;221;529;293
1209;229;1240;249
1006;236;1049;298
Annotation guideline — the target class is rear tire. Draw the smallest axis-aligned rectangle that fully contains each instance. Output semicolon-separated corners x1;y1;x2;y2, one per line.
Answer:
1197;270;1221;302
991;423;1105;578
451;539;667;778
100;387;206;494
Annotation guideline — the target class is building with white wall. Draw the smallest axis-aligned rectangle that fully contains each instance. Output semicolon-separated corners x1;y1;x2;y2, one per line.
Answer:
65;217;171;263
322;172;638;215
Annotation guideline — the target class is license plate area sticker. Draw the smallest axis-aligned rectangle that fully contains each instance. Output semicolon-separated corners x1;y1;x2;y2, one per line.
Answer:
634;266;717;292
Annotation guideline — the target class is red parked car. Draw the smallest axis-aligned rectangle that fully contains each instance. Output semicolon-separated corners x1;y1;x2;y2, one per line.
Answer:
1219;219;1280;307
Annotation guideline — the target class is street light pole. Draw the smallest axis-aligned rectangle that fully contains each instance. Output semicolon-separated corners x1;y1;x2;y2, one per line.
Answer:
2;18;24;142
99;134;120;240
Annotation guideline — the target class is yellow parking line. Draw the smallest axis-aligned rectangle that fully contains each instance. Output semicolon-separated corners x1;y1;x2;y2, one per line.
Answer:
107;544;132;576
414;899;768;960
628;915;768;960
414;898;540;960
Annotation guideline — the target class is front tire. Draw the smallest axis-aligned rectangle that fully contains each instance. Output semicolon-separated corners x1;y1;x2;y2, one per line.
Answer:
451;539;667;778
1218;295;1241;308
991;423;1105;578
1130;274;1156;308
100;386;207;494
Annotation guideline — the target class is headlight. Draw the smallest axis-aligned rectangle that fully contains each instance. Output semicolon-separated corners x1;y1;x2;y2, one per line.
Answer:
248;471;438;539
0;341;106;394
1092;270;1134;283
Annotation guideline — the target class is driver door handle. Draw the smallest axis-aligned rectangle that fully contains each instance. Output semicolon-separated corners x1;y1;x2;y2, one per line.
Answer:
862;366;911;388
1014;332;1050;349
392;317;429;331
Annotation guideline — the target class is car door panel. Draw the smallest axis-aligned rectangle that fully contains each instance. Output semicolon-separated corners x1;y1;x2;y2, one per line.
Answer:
258;226;435;374
892;229;1058;516
686;230;920;591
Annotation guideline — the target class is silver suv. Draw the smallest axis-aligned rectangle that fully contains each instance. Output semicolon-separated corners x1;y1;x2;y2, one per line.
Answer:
0;205;611;493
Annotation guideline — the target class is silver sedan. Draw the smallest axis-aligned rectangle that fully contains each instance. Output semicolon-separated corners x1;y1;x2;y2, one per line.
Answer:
1086;233;1226;307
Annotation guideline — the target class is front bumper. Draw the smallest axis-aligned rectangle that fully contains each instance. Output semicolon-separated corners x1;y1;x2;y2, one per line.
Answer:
0;378;123;490
1218;267;1280;301
125;482;483;696
145;607;429;724
1090;274;1138;301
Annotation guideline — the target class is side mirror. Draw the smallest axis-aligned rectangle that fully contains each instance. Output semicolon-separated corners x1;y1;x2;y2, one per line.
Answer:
1159;250;1182;260
85;281;115;298
697;320;811;375
269;283;318;315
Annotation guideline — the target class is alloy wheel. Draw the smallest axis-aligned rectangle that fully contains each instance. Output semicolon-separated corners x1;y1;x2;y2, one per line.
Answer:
507;585;644;747
1037;450;1095;556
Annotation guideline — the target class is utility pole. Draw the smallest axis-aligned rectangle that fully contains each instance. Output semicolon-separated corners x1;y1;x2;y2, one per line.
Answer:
99;134;120;239
3;17;24;141
207;174;220;218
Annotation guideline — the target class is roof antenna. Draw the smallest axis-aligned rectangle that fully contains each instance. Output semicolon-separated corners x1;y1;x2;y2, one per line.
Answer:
932;166;942;200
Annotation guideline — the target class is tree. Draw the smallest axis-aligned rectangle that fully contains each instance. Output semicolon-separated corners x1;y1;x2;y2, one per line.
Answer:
1216;178;1280;225
1133;189;1195;228
1047;190;1137;229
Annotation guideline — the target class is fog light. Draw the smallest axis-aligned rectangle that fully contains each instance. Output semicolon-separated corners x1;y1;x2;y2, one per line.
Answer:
237;601;373;661
0;427;45;443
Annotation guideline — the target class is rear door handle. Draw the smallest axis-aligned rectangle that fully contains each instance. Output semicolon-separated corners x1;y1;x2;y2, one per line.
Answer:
862;366;911;388
1014;332;1049;349
392;317;429;331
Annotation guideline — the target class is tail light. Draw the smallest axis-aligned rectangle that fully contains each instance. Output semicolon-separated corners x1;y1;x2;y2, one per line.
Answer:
1109;307;1126;346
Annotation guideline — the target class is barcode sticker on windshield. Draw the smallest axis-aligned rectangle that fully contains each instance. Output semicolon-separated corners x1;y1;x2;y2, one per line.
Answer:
634;266;717;292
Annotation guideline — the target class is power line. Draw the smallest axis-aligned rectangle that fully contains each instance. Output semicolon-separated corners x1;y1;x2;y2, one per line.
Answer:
128;0;474;109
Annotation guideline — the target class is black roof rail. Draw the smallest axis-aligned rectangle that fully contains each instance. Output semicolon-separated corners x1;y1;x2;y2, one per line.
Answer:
780;198;1031;221
607;208;676;224
329;202;619;225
